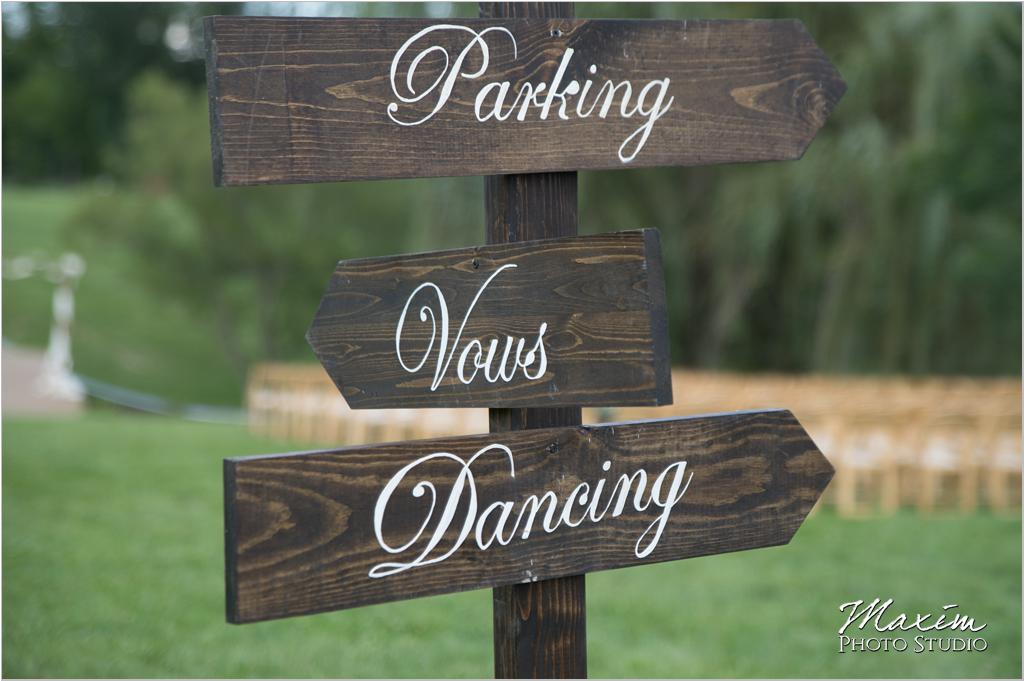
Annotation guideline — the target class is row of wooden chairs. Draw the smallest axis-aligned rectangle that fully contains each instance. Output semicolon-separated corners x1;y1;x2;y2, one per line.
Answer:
802;412;1021;515
246;364;1021;515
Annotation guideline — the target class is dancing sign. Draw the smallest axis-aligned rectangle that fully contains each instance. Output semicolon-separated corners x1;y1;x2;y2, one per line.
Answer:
225;409;832;623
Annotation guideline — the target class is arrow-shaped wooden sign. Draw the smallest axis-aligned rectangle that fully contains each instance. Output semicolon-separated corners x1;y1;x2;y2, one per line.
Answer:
306;229;671;409
224;409;832;623
204;17;845;185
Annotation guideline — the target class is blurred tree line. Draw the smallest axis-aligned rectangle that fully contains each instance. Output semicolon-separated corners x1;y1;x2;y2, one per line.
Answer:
3;2;1020;381
3;2;230;179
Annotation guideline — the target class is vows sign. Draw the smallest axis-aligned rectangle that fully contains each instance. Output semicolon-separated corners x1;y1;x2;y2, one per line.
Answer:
225;409;832;623
204;17;845;185
306;230;670;408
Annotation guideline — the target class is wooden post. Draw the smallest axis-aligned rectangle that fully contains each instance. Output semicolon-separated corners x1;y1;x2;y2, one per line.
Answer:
480;4;586;676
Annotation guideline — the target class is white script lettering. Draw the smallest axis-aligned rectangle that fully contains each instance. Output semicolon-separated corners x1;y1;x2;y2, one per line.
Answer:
387;24;675;163
369;446;693;578
395;263;548;391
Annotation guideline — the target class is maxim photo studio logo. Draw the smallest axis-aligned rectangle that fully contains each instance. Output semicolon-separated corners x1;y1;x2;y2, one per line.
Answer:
838;598;988;654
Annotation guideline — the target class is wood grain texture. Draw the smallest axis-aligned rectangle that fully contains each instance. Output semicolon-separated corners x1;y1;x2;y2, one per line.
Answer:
224;409;833;624
306;230;672;409
493;577;586;679
204;16;846;185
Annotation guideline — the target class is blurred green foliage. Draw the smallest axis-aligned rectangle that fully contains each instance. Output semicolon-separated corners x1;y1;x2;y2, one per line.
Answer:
2;187;246;404
578;2;1021;375
3;3;1021;404
1;2;238;179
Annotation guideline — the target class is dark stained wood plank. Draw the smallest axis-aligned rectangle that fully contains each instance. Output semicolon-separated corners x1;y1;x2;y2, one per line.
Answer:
306;230;672;409
224;409;833;624
203;16;846;185
493;575;585;679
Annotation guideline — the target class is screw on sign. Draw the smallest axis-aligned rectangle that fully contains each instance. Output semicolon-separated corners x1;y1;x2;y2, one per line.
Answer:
203;3;843;678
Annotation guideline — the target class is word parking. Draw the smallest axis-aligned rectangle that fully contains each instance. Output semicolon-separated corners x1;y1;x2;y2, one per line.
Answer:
386;24;675;163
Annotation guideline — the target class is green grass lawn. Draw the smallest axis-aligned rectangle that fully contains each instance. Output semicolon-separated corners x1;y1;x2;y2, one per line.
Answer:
2;186;245;405
3;413;1020;678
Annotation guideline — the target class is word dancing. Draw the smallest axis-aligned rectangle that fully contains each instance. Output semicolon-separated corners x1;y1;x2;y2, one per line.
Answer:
369;444;694;578
386;24;675;163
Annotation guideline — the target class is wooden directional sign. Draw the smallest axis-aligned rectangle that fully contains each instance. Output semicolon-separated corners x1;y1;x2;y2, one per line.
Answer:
204;17;845;185
224;409;832;623
306;229;671;409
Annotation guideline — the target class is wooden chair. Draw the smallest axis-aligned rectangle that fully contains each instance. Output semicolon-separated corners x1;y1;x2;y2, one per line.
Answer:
980;415;1021;512
832;419;893;517
917;415;978;513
